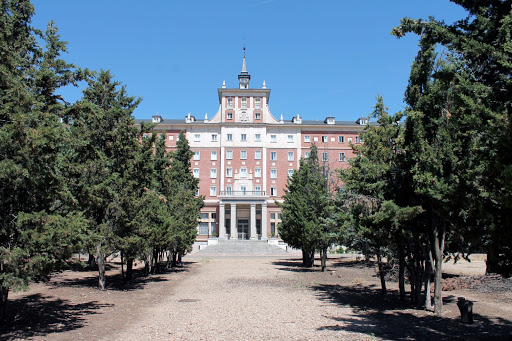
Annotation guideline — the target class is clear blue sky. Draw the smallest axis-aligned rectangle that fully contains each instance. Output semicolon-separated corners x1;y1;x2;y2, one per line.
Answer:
31;0;467;122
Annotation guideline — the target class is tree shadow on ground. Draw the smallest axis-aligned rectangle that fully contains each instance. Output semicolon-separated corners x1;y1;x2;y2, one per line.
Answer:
49;261;194;292
330;258;377;269
312;284;512;340
0;294;113;340
272;259;319;273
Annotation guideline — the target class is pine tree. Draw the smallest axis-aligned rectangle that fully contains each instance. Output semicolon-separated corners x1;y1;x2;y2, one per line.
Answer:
0;0;86;316
67;70;141;290
278;145;331;267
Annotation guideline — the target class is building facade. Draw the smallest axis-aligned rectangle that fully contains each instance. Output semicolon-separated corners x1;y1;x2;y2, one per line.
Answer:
137;55;367;243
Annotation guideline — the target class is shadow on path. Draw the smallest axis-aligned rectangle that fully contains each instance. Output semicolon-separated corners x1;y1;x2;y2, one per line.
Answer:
0;294;113;340
312;284;512;340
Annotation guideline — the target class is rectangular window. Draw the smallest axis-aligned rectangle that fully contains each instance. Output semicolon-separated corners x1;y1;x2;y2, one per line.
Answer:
255;112;261;120
304;135;311;143
210;168;217;178
288;169;294;177
255;168;261;177
241;97;247;109
226;186;232;195
169;135;174;141
194;134;200;142
270;151;277;161
199;222;209;235
255;134;261;141
255;97;261;109
193;168;200;178
288;152;294;161
227;97;233;108
212;134;218;142
270;135;277;143
241;150;247;159
240;168;247;178
339;135;345;143
226;168;233;177
226;150;233;159
255;186;261;194
227;112;233;119
322;152;328;161
240;186;247;194
288;135;294;143
339;153;346;162
271;169;277;178
305;152;310;158
227;134;233;141
210;186;217;196
322;136;328;143
271;187;277;196
255;150;261;160
356;136;361;143
211;151;217;160
241;134;247;141
194;151;200;160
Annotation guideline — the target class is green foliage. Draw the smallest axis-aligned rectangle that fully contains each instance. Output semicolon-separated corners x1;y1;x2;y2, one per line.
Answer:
393;0;512;277
0;0;87;311
278;145;334;266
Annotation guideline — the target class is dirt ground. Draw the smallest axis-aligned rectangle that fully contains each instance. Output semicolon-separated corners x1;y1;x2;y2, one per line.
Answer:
1;253;511;340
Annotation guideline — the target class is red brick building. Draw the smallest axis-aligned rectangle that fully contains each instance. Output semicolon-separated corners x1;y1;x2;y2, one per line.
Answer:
136;54;367;244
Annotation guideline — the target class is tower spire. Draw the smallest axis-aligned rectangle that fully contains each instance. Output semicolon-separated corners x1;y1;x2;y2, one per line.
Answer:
238;45;250;89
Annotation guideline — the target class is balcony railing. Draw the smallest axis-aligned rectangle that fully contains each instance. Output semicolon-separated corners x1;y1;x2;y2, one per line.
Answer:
219;191;267;196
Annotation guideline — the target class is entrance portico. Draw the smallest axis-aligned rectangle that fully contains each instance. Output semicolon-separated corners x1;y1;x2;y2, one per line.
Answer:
218;192;267;240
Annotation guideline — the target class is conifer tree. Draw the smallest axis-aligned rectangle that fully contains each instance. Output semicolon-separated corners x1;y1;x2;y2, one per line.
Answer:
278;145;331;267
0;0;86;315
67;70;141;290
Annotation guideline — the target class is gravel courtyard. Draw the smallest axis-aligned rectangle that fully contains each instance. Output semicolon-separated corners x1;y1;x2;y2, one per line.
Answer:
3;253;511;340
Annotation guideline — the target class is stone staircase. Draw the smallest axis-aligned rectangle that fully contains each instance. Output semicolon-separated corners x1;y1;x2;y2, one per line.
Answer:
196;239;288;255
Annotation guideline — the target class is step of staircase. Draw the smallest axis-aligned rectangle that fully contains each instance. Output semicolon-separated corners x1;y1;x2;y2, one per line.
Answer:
196;240;288;255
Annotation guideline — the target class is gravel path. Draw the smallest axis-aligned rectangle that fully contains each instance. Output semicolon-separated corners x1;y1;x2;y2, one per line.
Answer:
109;255;370;341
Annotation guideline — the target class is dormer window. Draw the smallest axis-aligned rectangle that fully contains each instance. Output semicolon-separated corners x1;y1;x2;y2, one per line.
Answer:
357;117;368;125
324;117;335;125
152;115;163;123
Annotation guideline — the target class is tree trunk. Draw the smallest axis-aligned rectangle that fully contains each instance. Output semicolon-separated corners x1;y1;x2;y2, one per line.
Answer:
152;249;159;274
398;244;406;301
126;258;134;282
96;243;106;290
424;249;433;310
302;249;315;267
320;247;327;272
178;253;182;266
431;218;446;315
0;285;9;319
171;252;177;268
120;251;125;281
376;248;387;295
88;253;97;270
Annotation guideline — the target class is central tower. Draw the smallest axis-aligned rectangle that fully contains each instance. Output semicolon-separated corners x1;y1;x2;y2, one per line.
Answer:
238;47;250;89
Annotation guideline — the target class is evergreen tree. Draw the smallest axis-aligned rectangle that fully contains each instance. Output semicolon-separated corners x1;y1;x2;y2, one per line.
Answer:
278;145;331;267
67;70;141;290
392;0;512;278
0;0;86;316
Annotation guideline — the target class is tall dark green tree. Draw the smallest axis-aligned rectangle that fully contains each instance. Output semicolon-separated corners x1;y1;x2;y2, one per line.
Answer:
278;145;331;267
66;70;142;290
0;0;86;315
393;0;512;278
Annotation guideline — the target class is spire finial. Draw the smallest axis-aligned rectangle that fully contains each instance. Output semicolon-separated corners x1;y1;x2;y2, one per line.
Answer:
242;45;247;73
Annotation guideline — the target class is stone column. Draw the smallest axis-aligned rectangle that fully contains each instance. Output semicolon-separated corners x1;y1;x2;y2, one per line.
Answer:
250;203;257;239
261;202;268;240
230;203;237;239
219;202;226;239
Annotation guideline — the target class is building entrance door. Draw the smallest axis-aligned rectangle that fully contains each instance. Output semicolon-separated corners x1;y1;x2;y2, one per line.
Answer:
238;219;249;240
